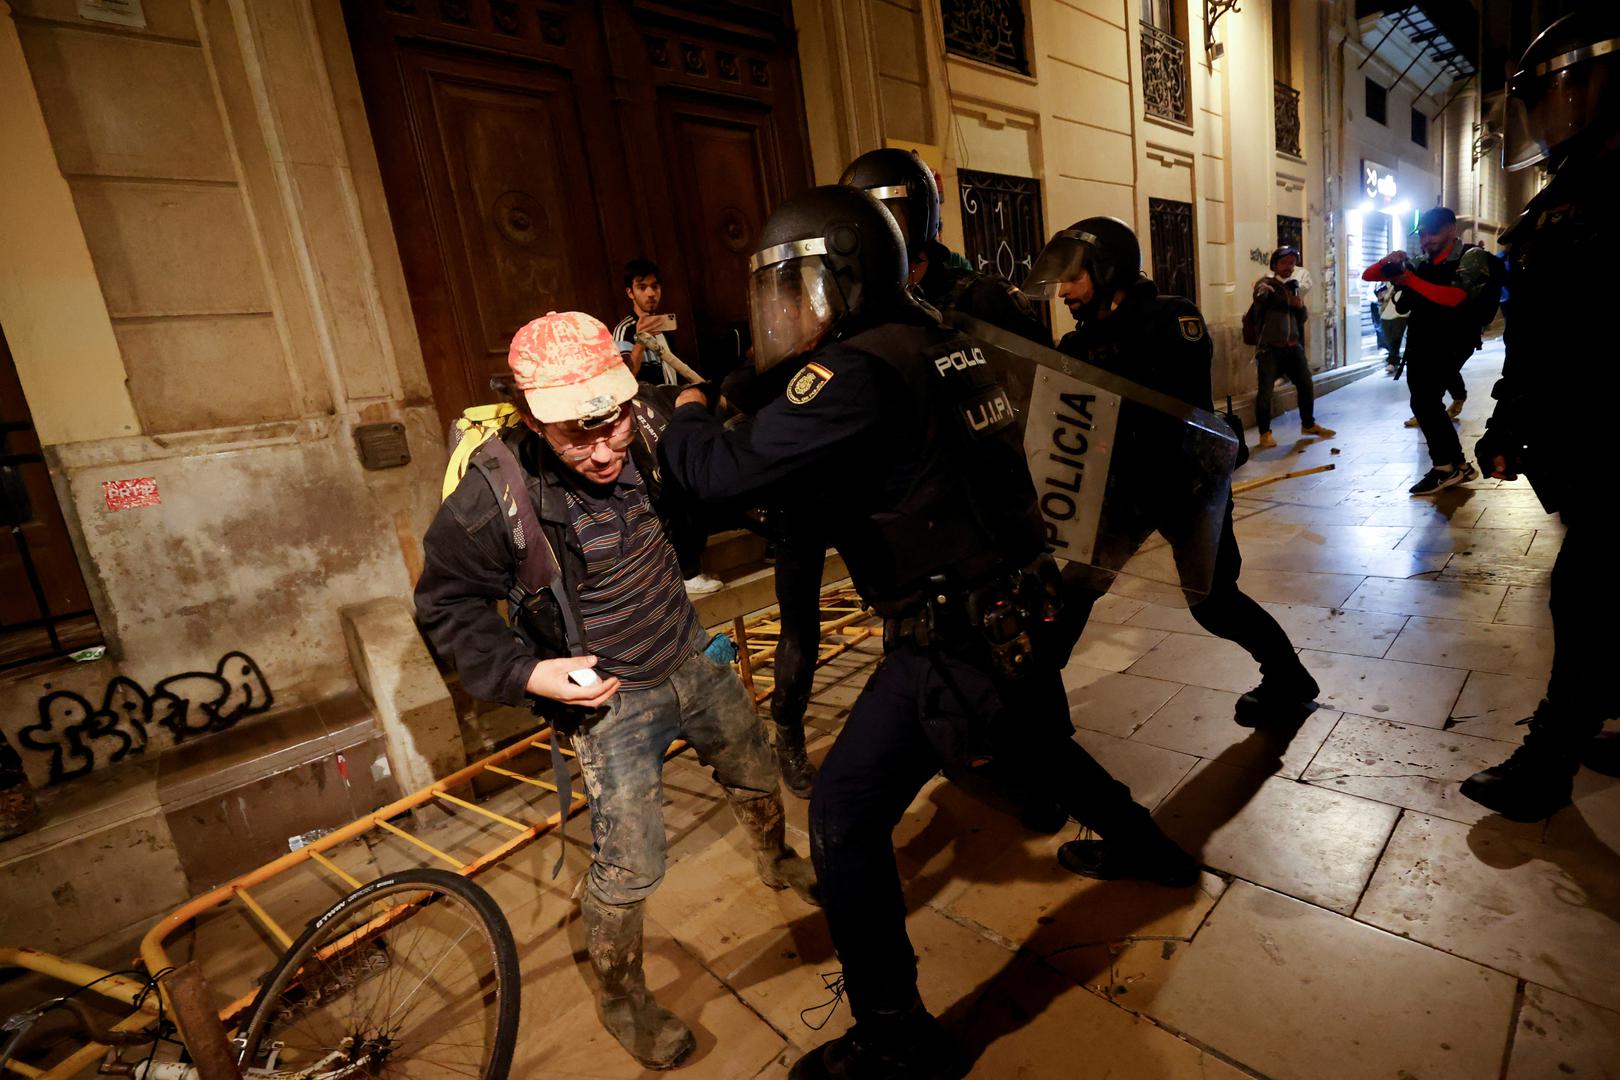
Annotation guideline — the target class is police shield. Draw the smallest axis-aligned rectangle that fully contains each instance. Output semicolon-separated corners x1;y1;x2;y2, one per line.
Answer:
949;313;1240;606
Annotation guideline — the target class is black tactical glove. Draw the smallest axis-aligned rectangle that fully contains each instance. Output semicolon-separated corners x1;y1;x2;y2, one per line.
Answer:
1474;423;1522;481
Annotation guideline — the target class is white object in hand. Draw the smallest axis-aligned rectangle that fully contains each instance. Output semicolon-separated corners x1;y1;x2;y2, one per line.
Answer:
568;667;601;688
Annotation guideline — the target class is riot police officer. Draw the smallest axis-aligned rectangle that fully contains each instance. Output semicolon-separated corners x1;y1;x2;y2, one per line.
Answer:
1024;218;1320;735
1461;8;1620;821
840;147;1047;343
661;186;1194;1079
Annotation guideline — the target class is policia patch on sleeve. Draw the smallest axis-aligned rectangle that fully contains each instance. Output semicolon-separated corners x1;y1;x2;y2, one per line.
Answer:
786;362;834;405
1178;316;1206;342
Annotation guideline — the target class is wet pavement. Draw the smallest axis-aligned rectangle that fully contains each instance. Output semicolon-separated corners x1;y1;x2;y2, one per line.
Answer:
480;339;1620;1078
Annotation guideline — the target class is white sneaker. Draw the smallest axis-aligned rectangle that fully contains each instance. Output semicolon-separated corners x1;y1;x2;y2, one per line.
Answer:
683;574;723;596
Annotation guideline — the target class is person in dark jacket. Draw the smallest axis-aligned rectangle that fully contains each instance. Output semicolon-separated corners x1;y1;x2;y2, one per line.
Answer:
1024;218;1321;735
414;311;816;1071
1461;7;1620;822
663;187;1193;1080
1249;245;1335;447
1363;207;1491;495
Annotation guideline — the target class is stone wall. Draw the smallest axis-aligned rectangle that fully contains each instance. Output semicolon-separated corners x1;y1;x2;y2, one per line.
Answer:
0;0;442;788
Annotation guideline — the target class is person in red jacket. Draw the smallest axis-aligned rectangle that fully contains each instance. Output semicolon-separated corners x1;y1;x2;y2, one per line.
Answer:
1362;207;1491;495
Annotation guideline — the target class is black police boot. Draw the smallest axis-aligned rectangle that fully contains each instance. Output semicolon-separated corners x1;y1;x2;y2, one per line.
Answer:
773;718;818;799
1459;704;1598;823
1583;730;1620;778
1058;828;1201;888
1234;665;1320;728
789;1000;964;1080
581;894;696;1070
1018;797;1070;834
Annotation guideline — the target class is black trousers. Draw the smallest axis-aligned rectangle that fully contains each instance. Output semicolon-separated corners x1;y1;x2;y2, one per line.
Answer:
1255;345;1315;433
808;646;1154;1022
768;504;827;732
1052;504;1302;682
1405;342;1472;467
1547;517;1620;727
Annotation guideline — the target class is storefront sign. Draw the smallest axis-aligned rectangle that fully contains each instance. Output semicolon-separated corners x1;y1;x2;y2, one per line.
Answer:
1362;160;1398;202
103;477;160;512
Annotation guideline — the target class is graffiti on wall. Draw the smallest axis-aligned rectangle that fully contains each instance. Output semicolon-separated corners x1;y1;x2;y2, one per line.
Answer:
17;652;273;784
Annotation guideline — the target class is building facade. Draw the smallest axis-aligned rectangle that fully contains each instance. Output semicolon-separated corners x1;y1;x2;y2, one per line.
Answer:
0;0;1388;948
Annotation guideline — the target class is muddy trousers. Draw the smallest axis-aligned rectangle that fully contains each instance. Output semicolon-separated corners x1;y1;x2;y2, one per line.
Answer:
571;631;782;910
809;645;1155;1023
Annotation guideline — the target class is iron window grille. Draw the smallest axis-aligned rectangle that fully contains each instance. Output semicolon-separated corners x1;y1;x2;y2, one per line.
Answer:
941;0;1029;75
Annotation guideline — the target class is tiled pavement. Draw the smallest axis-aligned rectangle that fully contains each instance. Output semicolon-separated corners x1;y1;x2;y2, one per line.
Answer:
466;341;1620;1078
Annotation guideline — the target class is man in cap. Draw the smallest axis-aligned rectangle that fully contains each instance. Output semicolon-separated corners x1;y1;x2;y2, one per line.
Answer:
1461;7;1620;821
1025;218;1321;734
414;311;816;1070
1250;245;1336;448
1363;206;1491;495
662;186;1195;1079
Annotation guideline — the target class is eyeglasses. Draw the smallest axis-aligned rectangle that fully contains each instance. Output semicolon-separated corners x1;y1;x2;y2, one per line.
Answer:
544;412;635;462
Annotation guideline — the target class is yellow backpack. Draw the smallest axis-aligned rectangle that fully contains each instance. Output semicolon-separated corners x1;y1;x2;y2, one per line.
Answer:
441;403;525;502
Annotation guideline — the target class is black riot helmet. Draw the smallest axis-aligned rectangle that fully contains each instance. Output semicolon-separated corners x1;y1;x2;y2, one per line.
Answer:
1022;217;1143;306
747;184;908;372
837;148;941;259
1505;7;1620;172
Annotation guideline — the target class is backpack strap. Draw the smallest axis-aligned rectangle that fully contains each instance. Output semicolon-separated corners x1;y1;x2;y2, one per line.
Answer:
468;435;583;878
444;403;521;502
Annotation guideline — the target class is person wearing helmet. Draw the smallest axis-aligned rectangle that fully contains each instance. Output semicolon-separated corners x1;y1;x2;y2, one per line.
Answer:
662;187;1194;1079
1363;206;1492;495
839;147;1047;343
1024;218;1320;735
414;311;817;1070
1249;245;1337;447
1461;7;1620;821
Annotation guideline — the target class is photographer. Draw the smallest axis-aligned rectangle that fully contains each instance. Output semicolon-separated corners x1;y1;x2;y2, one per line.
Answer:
1363;207;1491;495
612;258;680;387
1250;246;1335;447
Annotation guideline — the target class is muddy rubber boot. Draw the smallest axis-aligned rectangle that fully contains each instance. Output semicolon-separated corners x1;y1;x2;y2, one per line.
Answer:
581;894;696;1070
729;791;820;905
1460;704;1595;823
773;718;817;799
789;998;964;1080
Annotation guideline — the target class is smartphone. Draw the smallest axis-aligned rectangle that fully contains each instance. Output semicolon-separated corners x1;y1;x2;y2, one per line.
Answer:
568;668;601;688
643;314;677;334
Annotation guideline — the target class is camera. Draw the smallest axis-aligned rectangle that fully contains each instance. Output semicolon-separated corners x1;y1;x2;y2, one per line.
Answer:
1379;258;1414;280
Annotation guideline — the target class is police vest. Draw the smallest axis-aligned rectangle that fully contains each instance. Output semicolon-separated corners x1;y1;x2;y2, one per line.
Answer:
832;320;1046;613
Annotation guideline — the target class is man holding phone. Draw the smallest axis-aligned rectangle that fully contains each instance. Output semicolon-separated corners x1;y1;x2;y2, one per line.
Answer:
415;311;816;1070
614;258;681;386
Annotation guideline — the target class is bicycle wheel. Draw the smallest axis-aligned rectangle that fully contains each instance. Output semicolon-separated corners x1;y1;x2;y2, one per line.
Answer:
238;868;519;1079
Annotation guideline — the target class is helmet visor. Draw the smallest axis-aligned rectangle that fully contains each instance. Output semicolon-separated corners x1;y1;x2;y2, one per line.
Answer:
1504;75;1548;172
1021;229;1095;298
748;255;846;373
865;186;915;253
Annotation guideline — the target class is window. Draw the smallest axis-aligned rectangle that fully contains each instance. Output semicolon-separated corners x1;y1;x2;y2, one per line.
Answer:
957;169;1048;326
1148;198;1198;301
941;0;1029;75
1365;78;1387;125
1411;108;1429;147
1140;0;1190;124
1272;0;1293;86
1277;215;1303;255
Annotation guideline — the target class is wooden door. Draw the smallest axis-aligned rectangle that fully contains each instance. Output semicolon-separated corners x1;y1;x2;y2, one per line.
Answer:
343;0;814;424
0;323;102;670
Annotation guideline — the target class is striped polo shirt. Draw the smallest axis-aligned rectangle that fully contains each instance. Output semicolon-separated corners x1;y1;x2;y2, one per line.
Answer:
562;458;700;690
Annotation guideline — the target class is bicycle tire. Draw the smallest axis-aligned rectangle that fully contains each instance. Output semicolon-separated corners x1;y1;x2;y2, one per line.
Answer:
238;868;520;1079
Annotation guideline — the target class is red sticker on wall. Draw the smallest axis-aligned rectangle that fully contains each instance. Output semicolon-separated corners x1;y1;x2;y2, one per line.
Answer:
103;477;161;511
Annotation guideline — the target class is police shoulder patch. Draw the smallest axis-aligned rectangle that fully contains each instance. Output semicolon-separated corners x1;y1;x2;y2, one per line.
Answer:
786;361;834;405
1177;315;1206;342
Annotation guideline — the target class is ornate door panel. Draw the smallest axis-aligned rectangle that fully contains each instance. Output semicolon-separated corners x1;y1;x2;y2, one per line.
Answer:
401;52;614;404
1148;197;1198;302
345;0;813;421
658;97;779;343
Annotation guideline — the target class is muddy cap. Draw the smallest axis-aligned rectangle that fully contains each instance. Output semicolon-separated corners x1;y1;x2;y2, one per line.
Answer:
507;311;638;425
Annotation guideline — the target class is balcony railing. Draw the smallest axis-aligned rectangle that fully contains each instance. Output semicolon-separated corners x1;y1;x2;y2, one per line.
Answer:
1141;23;1190;125
1275;80;1302;157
